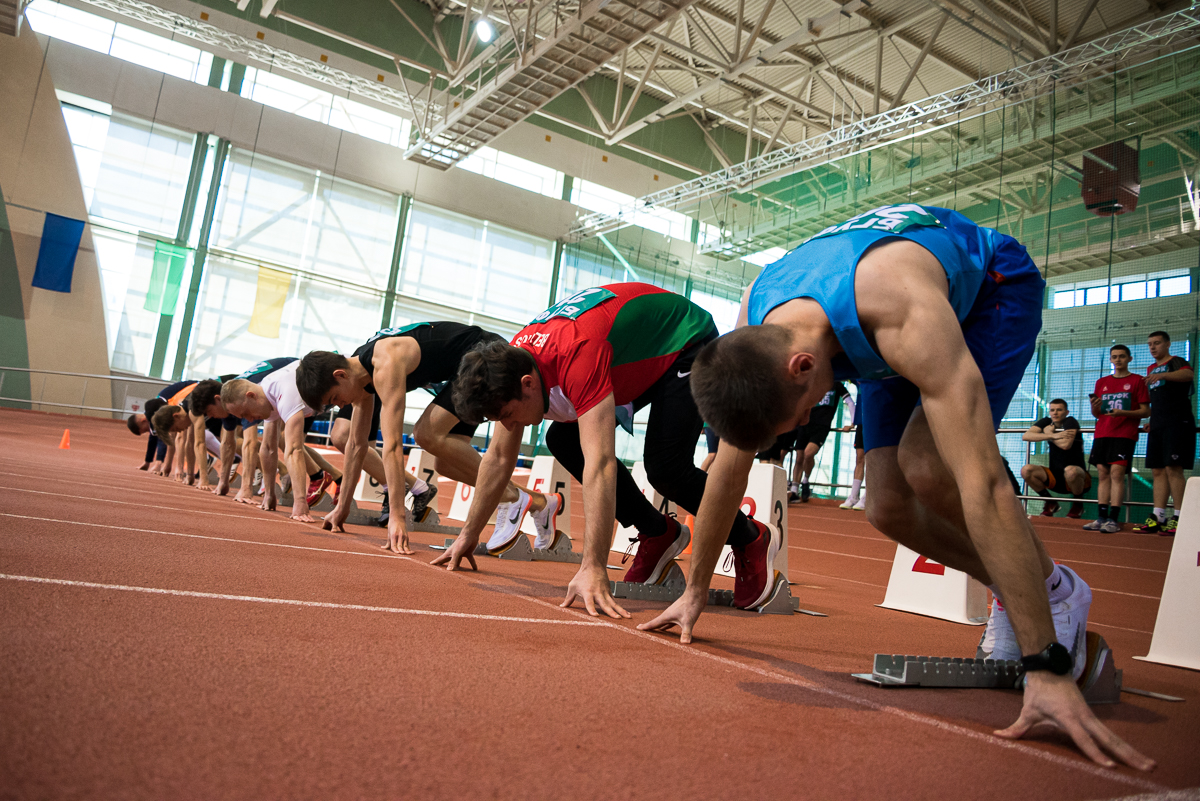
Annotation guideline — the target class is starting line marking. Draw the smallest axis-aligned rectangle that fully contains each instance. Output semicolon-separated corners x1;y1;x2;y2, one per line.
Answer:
520;595;1167;793
0;573;606;627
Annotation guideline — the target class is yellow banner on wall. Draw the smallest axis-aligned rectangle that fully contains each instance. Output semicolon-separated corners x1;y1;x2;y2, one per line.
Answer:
248;266;291;338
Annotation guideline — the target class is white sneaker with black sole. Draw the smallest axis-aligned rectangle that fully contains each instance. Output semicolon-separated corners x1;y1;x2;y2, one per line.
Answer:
1081;518;1102;531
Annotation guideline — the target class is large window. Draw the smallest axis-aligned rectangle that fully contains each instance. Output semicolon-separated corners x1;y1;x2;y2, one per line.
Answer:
212;149;402;291
398;203;554;324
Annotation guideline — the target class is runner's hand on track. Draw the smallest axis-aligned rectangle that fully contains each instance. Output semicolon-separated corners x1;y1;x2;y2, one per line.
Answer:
322;503;349;534
562;564;630;619
382;516;414;555
430;532;478;570
996;672;1155;771
290;500;315;523
638;589;706;643
213;479;229;496
261;491;277;512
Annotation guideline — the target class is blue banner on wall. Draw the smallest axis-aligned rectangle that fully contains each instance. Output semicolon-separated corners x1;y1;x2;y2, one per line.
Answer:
31;213;85;293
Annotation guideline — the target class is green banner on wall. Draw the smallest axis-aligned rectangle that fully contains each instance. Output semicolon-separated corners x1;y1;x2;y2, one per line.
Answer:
143;240;188;315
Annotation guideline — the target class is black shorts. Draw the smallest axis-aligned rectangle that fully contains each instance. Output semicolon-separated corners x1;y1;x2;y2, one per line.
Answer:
204;416;223;439
853;426;864;450
797;406;837;448
1089;437;1136;468
335;395;383;441
1043;464;1086;494
1145;423;1196;469
704;427;719;454
429;383;478;438
756;430;798;462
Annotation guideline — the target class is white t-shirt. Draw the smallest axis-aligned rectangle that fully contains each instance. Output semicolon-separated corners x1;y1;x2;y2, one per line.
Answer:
258;361;313;424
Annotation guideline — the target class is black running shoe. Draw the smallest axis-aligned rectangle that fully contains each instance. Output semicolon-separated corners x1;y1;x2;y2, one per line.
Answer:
411;484;438;522
800;482;812;503
376;492;390;527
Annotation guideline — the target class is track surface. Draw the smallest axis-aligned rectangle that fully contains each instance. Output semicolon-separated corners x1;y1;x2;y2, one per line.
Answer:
1;410;1197;799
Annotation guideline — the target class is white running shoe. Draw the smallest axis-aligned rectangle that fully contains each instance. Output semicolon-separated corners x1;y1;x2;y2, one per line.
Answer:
1082;518;1103;531
851;494;866;511
839;496;858;510
1052;565;1092;682
977;566;1093;682
487;489;533;553
1099;520;1121;534
530;492;563;550
976;597;1021;663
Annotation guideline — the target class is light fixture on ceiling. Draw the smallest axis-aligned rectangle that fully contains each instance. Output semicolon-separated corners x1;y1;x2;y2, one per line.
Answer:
476;18;495;42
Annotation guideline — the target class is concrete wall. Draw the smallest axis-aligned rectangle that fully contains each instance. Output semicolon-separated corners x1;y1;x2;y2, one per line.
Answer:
0;24;111;416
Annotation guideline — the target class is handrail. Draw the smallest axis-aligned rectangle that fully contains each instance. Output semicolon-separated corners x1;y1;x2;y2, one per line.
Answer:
0;366;167;385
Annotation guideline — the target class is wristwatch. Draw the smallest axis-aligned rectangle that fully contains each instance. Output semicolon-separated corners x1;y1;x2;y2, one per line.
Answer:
1020;642;1073;676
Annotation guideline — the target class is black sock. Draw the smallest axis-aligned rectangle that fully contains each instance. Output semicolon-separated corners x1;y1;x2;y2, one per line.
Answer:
310;469;323;481
638;514;669;539
1098;504;1109;519
333;476;343;486
1108;505;1121;521
1036;488;1051;498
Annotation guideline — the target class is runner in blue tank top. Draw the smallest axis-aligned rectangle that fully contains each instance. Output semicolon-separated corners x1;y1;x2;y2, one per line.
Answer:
640;204;1153;772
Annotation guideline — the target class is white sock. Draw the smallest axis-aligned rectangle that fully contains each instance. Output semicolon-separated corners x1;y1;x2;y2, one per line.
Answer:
788;481;799;492
1046;564;1072;604
1153;507;1166;523
849;478;862;501
411;479;428;496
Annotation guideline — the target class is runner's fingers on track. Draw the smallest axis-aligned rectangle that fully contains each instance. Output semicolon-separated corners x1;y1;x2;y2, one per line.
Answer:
995;685;1155;771
384;526;415;556
637;595;703;644
322;508;347;534
291;511;316;523
561;570;630;619
429;539;478;571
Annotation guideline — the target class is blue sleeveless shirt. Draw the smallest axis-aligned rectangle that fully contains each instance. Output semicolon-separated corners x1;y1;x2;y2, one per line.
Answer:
747;204;1009;380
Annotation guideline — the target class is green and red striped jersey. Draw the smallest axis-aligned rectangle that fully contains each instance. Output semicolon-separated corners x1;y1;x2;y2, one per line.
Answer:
512;283;716;422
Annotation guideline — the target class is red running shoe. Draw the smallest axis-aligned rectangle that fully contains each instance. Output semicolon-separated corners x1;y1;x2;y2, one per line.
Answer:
1040;500;1060;517
1066;502;1084;519
732;519;782;609
306;471;335;505
622;515;690;584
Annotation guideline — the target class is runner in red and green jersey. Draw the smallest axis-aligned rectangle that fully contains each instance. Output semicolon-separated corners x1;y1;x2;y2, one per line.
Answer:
435;283;777;619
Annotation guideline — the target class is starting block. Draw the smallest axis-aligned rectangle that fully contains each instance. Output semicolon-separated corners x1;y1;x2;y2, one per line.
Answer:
434;530;580;562
851;632;1123;705
610;563;811;616
408;506;461;535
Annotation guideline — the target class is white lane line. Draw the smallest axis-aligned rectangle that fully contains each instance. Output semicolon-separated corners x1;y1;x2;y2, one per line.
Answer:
513;596;1165;793
793;526;894;544
0;573;605;627
790;569;888;590
0;512;393;559
1089;621;1153;635
1089;587;1160;600
0;485;298;525
789;545;892;563
1051;558;1166;575
1037;538;1172;556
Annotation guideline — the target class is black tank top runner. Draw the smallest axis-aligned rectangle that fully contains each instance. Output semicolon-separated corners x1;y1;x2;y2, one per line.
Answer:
354;322;503;393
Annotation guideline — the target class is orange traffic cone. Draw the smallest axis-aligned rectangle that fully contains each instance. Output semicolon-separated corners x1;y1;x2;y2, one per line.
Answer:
683;514;695;554
59;429;70;449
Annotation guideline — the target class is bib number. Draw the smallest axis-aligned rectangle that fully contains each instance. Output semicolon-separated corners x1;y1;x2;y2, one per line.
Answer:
530;288;616;324
805;204;944;243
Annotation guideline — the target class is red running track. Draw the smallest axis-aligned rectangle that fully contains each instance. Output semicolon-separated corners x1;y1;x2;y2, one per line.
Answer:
1;409;1197;799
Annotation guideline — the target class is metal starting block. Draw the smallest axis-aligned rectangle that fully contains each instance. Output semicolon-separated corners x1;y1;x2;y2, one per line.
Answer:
408;507;461;535
851;632;1123;705
432;530;580;562
610;564;814;616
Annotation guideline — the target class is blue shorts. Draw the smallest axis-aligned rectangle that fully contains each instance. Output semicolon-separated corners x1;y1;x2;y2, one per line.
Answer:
859;234;1043;452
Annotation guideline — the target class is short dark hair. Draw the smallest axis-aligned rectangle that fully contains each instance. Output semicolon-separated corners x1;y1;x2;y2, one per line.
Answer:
296;351;349;411
190;379;223;417
1048;398;1068;409
126;414;143;435
1110;344;1131;357
1148;330;1170;342
452;339;536;425
144;397;166;419
151;405;183;442
690;325;807;452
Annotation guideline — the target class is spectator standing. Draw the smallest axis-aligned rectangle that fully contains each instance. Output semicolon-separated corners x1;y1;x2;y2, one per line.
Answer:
1131;331;1195;536
1085;345;1149;533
